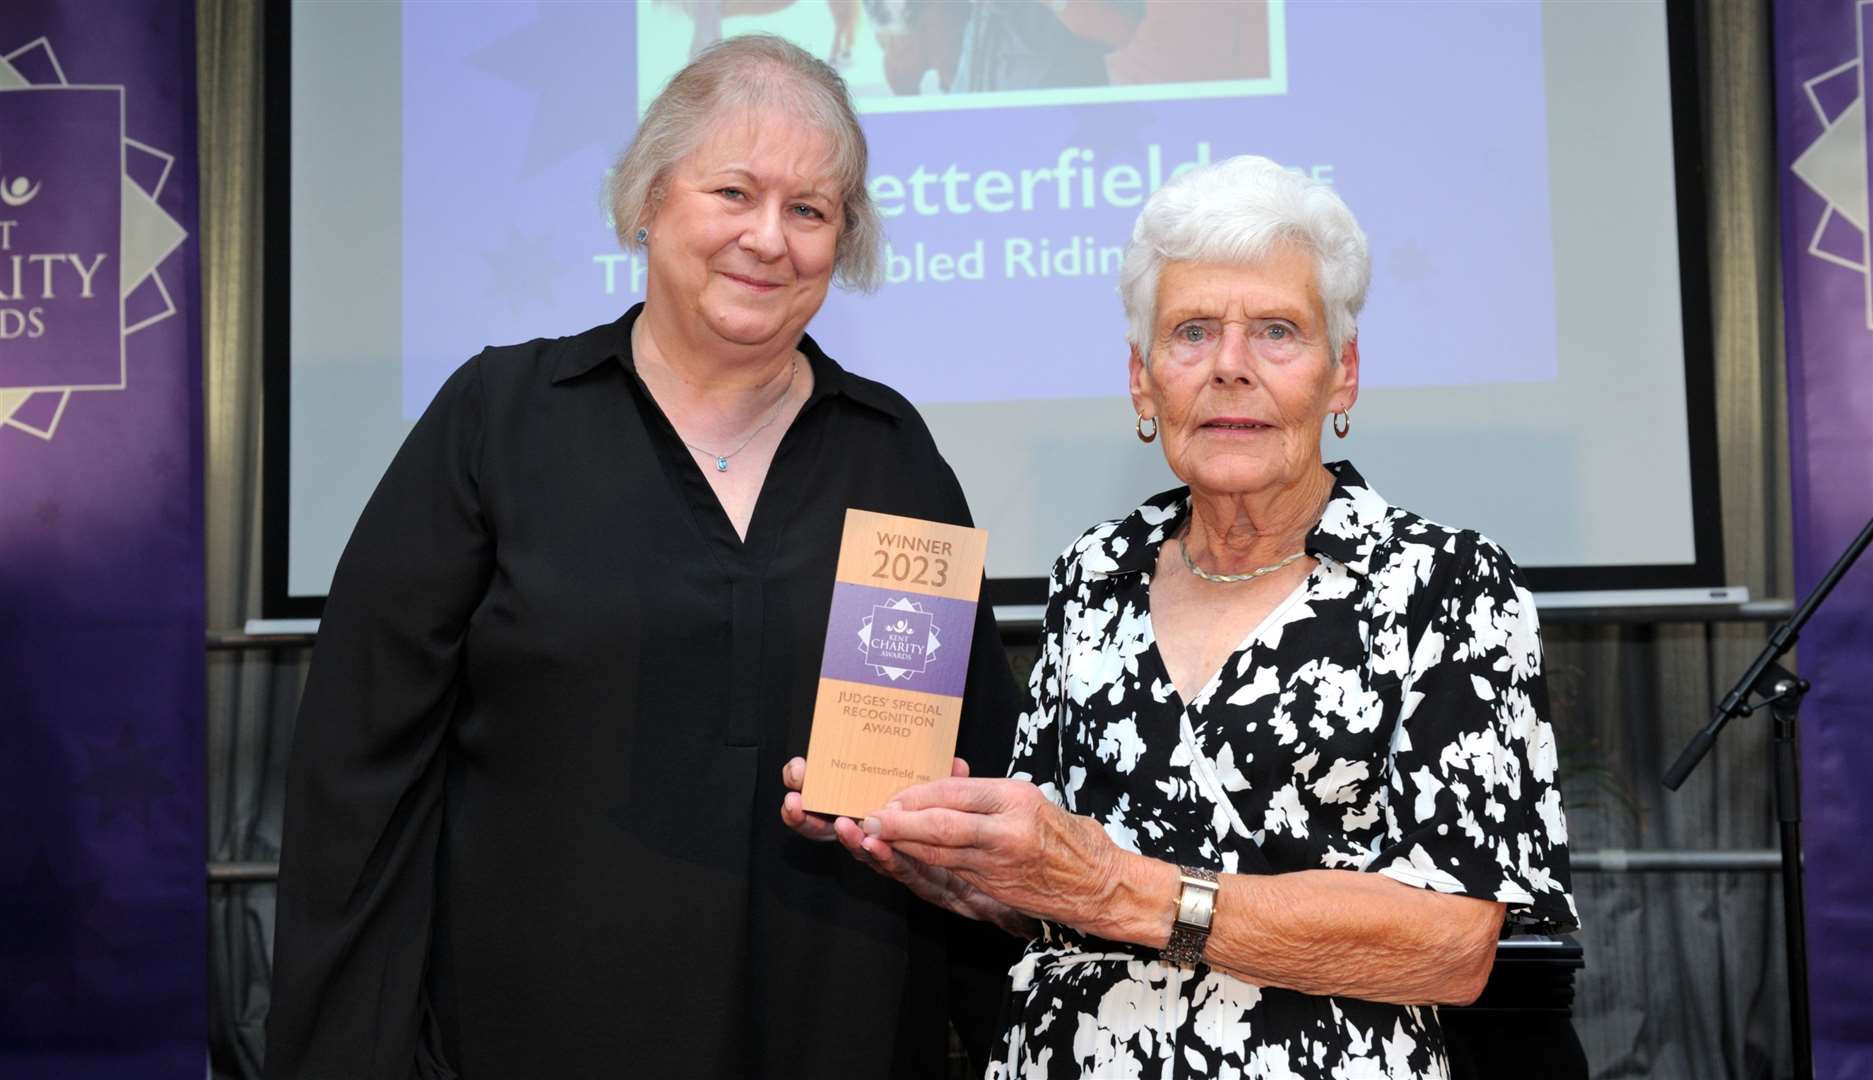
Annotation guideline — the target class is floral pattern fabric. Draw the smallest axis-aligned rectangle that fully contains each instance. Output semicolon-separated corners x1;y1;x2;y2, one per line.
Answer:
990;461;1577;1080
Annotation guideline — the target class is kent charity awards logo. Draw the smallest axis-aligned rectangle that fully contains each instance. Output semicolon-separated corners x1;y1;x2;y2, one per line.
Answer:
856;597;944;683
0;36;187;441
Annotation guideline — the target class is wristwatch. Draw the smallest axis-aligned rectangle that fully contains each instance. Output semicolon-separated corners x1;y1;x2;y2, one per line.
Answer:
1160;865;1219;967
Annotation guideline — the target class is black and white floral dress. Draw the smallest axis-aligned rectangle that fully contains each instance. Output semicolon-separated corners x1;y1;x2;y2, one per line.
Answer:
990;461;1577;1080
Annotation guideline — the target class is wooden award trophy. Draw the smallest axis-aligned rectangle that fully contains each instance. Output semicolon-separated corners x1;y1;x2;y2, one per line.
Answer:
800;509;989;819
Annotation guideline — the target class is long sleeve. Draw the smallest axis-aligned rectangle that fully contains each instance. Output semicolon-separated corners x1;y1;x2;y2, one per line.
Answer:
265;357;494;1079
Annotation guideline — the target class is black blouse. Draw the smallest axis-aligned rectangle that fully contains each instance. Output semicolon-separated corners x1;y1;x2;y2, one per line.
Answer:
265;305;1023;1080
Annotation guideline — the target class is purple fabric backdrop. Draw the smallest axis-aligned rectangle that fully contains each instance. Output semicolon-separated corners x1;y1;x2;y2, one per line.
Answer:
0;4;204;1077
1774;2;1873;1077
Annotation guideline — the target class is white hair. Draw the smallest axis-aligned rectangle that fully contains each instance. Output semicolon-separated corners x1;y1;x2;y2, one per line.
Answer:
606;34;883;291
1119;155;1371;365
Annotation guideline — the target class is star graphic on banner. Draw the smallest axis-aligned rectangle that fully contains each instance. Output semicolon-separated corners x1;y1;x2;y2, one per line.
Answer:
470;7;628;177
72;721;178;828
482;230;563;318
0;850;103;1012
1789;45;1871;330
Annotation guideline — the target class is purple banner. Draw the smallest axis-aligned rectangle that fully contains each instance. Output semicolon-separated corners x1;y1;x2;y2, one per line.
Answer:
820;582;979;699
0;4;204;1078
1774;2;1873;1076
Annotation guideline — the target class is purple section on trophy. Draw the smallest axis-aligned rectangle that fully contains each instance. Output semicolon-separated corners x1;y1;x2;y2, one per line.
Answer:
820;582;979;699
0;86;123;389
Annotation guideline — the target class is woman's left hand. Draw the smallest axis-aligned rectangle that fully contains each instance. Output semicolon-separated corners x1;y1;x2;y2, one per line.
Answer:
781;758;1037;937
861;778;1133;934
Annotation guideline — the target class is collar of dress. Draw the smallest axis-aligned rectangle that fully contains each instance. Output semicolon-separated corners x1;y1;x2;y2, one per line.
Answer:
1086;460;1394;580
546;302;906;422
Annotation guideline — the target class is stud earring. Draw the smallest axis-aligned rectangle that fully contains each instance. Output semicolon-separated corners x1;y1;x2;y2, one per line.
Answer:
635;226;649;245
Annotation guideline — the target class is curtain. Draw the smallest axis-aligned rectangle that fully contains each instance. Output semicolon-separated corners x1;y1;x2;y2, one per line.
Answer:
200;2;303;1077
196;1;1793;1076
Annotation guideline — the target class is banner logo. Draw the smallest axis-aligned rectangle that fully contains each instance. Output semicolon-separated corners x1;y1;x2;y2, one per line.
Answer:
0;36;188;441
1788;2;1873;331
0;172;42;207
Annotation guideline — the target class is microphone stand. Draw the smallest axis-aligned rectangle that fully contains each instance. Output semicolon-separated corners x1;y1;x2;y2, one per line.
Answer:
1663;513;1873;1080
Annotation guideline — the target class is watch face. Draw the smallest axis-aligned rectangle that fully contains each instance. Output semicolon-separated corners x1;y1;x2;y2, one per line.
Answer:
1175;877;1219;930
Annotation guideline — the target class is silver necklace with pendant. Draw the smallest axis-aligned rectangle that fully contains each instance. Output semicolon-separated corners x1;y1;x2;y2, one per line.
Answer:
679;357;798;473
1177;521;1308;583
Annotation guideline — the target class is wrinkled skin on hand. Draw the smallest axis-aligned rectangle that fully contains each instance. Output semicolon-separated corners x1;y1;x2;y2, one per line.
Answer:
859;777;1131;936
779;759;1042;938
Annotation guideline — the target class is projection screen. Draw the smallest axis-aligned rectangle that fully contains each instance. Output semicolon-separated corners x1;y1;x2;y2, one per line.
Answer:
265;0;1725;618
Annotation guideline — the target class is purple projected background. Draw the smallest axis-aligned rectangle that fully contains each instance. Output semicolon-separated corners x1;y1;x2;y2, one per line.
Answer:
401;2;1553;418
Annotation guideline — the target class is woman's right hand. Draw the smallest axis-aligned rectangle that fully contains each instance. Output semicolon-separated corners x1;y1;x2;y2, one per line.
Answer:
781;757;1038;939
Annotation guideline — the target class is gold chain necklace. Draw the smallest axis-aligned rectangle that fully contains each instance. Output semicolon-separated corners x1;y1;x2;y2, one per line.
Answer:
1176;518;1309;584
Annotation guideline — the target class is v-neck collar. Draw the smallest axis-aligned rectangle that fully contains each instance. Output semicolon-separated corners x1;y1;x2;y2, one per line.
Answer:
1143;570;1316;714
1084;460;1394;581
584;303;905;573
1088;462;1394;714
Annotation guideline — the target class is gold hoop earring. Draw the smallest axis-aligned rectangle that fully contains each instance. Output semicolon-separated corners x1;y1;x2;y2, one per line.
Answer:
1136;414;1158;443
1332;410;1350;439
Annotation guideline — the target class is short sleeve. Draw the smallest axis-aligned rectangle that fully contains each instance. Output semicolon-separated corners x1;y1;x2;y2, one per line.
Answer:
1006;551;1073;808
1370;532;1578;935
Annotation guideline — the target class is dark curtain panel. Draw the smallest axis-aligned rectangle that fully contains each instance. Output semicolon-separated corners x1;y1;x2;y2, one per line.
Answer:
200;2;302;1077
199;1;1792;1076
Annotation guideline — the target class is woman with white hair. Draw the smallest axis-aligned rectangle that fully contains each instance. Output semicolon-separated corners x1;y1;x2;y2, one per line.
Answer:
783;156;1577;1077
266;35;1021;1080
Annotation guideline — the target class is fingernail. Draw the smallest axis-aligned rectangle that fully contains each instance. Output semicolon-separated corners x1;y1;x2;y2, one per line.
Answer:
861;816;882;836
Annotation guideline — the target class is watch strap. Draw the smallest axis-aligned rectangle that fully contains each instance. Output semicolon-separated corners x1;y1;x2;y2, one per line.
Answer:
1160;865;1220;967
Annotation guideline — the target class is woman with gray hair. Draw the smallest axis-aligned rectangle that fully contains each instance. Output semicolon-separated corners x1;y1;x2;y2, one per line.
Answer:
267;34;1021;1080
783;155;1577;1077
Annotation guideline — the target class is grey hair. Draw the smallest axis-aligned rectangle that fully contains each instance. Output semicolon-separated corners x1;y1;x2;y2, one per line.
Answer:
606;34;883;292
1119;155;1371;365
